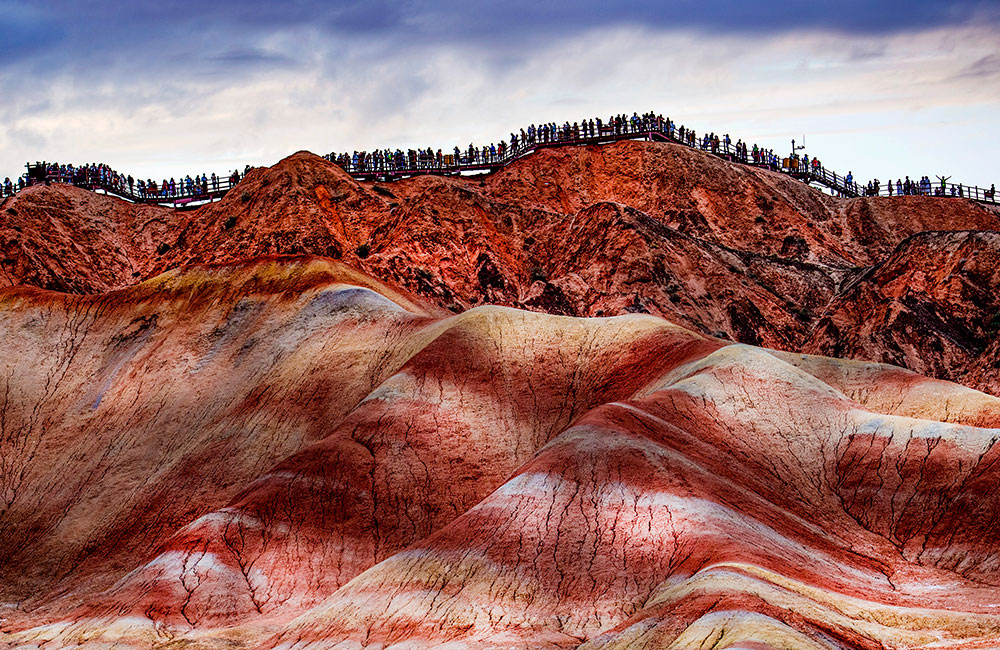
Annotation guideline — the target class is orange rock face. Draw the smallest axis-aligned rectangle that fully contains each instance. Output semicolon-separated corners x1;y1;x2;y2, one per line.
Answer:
0;183;176;292
2;142;998;391
1;140;999;649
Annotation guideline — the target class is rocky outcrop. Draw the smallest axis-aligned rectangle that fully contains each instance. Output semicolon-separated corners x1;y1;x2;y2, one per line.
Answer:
3;142;998;393
0;183;178;292
805;230;1000;395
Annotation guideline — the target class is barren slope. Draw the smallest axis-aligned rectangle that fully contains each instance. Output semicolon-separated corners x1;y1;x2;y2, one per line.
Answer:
0;184;177;292
4;142;998;390
2;257;1000;650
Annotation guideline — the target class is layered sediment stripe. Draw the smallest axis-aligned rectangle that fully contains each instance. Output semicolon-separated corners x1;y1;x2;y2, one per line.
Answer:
584;564;1000;650
258;342;1000;650
4;299;723;641
3;258;1000;649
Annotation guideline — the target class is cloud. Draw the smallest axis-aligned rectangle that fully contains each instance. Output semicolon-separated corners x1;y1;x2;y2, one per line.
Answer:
1;1;996;102
208;47;298;69
4;1;1000;68
0;3;63;60
0;3;997;188
956;53;1000;78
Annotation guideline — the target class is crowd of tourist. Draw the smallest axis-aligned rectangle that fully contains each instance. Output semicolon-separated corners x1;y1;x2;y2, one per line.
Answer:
854;175;994;199
318;114;998;203
3;175;25;196
2;161;250;200
323;112;788;177
861;175;934;197
2;112;994;204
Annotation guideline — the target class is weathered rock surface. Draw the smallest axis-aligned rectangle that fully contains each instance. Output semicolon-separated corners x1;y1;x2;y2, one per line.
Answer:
1;257;999;649
3;141;998;392
805;230;1000;396
0;184;175;292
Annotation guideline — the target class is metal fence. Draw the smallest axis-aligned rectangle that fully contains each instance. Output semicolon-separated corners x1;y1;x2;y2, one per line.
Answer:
12;165;239;207
5;114;996;207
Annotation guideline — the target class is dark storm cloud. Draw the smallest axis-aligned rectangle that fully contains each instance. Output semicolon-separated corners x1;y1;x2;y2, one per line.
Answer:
2;0;998;75
0;3;64;61
412;0;1000;39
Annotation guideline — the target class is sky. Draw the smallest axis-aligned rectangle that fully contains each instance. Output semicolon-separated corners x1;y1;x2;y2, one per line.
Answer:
1;0;999;189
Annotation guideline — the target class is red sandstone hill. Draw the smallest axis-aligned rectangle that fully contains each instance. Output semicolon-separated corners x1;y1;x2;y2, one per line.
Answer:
1;257;999;649
0;184;175;292
4;138;1000;650
2;141;998;394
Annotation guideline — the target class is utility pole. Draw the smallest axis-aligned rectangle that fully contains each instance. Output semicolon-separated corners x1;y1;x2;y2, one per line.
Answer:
791;137;805;157
790;137;806;173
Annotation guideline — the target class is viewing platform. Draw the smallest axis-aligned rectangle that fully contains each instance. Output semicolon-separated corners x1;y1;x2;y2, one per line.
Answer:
6;115;996;207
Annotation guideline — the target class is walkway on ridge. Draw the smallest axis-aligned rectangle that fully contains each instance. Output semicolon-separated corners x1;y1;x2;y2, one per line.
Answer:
6;119;997;208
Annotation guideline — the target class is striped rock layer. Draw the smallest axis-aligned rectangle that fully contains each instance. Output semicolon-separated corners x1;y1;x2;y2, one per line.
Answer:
1;257;998;649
